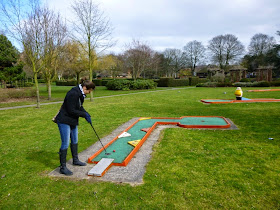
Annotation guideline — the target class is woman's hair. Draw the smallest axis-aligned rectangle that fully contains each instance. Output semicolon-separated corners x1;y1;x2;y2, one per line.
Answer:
80;78;95;90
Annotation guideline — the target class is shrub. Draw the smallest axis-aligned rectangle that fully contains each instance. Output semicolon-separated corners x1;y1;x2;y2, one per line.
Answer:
92;79;102;86
156;78;174;87
240;78;251;82
106;79;157;90
233;82;254;87
24;82;34;87
216;82;232;87
0;88;36;101
196;82;218;87
172;79;189;86
56;80;77;86
106;80;130;90
252;81;270;87
156;78;189;87
270;80;280;86
101;80;111;86
189;77;200;86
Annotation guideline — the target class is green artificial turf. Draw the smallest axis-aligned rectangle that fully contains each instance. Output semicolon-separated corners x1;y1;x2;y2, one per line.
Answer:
93;117;229;163
0;86;280;209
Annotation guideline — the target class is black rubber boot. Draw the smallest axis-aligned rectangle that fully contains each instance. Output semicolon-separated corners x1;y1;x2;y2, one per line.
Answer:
70;143;86;166
59;149;73;176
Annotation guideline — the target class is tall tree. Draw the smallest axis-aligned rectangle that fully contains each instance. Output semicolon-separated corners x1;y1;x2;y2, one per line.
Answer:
0;33;19;70
71;0;114;101
264;31;280;76
248;33;276;56
242;33;276;71
124;39;153;80
208;34;245;70
40;7;67;100
163;48;186;78
1;0;45;107
1;0;66;107
59;41;88;83
183;40;205;76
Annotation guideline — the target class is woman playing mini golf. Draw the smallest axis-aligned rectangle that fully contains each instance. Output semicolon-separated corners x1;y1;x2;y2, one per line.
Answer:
55;79;95;176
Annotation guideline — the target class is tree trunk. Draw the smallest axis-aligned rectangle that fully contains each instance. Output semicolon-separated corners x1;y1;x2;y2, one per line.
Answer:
34;72;40;108
47;79;51;100
76;73;80;85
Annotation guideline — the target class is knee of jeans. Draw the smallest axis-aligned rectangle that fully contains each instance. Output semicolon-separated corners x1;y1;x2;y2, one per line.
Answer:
60;144;69;150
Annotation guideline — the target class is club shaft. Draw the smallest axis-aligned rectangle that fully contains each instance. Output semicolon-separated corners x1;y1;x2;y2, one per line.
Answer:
90;123;108;153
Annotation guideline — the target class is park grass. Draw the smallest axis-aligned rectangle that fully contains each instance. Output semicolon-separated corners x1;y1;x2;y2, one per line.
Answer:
0;86;280;209
0;85;173;108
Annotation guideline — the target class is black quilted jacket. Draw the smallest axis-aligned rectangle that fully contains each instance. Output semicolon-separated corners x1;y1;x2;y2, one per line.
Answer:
56;86;87;126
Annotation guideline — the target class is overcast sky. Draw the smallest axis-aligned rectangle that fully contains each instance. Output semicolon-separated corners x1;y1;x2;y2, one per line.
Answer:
45;0;280;54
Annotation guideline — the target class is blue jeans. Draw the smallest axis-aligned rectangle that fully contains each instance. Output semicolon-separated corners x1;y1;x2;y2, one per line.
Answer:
58;123;78;150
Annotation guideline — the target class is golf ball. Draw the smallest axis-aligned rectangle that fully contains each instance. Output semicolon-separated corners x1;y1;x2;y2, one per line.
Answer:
113;150;116;152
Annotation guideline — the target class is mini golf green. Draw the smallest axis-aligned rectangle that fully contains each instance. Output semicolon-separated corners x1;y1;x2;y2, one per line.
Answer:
88;116;231;166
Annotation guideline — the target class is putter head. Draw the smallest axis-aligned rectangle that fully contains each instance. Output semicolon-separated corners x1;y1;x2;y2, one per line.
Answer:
105;153;111;155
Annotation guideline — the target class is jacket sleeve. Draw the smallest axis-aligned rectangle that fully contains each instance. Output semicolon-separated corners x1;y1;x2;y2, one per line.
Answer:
65;92;87;118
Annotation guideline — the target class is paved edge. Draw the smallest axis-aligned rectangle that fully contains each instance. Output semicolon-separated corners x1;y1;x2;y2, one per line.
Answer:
48;117;238;186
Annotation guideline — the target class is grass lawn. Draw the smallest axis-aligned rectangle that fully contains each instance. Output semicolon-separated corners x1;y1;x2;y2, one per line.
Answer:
0;86;280;209
0;85;173;108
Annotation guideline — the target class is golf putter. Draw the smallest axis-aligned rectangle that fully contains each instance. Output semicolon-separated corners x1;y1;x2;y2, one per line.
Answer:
90;122;111;155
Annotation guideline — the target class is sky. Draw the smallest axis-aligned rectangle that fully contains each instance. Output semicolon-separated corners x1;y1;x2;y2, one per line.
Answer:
43;0;280;54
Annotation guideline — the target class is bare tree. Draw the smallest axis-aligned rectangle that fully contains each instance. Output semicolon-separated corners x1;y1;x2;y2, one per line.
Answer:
163;48;187;78
124;39;154;80
149;52;163;78
40;8;67;100
71;0;114;101
1;0;67;106
1;0;48;107
1;0;39;108
248;33;276;56
208;34;245;70
183;40;205;76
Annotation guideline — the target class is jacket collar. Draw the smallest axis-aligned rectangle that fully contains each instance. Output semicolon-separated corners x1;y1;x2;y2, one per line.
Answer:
78;84;86;98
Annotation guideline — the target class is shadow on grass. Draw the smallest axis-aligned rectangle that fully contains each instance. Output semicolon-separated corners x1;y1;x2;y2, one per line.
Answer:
26;150;58;168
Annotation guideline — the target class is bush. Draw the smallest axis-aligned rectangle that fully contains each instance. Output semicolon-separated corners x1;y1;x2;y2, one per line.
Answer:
173;79;189;86
189;77;200;86
24;82;34;87
216;82;232;87
196;82;232;87
0;88;36;101
92;79;102;86
37;79;45;83
101;80;111;86
252;81;270;87
196;82;218;87
106;79;157;90
56;80;77;86
240;78;251;82
270;80;280;86
156;78;174;87
156;78;189;87
233;82;254;87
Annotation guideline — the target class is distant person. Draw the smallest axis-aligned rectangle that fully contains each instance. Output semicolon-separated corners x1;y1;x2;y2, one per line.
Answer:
53;78;95;176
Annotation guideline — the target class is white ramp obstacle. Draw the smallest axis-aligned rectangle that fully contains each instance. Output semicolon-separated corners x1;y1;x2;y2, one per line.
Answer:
88;158;114;177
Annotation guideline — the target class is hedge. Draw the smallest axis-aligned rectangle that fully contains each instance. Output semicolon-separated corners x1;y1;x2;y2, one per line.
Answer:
106;79;157;90
233;81;270;87
156;78;189;87
92;79;102;86
56;80;77;86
